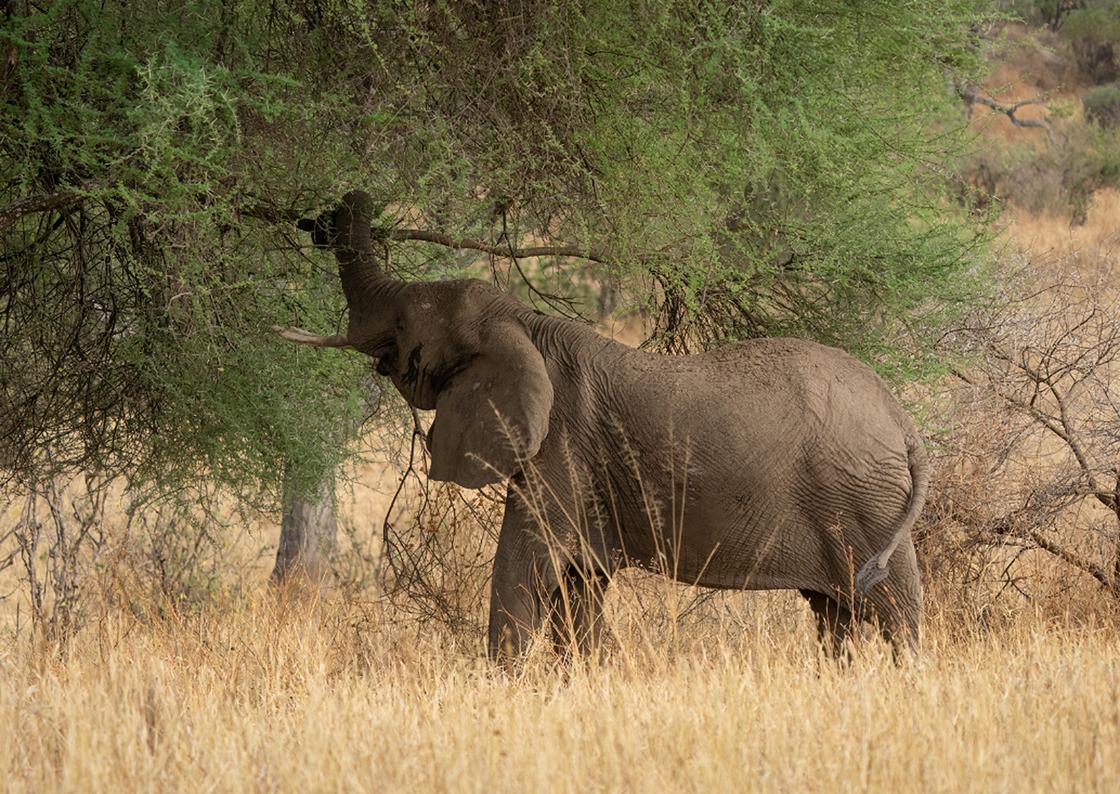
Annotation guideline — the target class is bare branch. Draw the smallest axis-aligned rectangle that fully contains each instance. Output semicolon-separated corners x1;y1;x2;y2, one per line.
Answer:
1018;525;1116;592
953;79;1056;145
0;187;87;233
945;277;1120;597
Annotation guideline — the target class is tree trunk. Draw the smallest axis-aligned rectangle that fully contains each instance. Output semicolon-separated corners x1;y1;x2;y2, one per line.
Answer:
597;279;617;320
1113;512;1120;598
271;469;338;585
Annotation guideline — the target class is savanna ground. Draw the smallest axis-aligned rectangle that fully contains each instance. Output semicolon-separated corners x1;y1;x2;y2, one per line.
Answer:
5;19;1120;794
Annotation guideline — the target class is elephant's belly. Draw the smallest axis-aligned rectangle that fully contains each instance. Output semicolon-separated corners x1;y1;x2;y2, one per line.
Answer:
595;421;897;591
614;492;825;592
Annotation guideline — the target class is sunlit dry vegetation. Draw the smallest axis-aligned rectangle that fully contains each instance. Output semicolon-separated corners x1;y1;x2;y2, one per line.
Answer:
2;594;1119;792
6;346;1120;791
7;2;1120;791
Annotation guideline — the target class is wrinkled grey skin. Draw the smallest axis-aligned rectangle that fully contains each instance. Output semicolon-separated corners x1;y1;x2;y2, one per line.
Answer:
276;192;929;661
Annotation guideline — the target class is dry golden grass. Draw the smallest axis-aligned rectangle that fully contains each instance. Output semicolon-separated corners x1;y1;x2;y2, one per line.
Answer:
1;591;1118;793
1002;188;1120;268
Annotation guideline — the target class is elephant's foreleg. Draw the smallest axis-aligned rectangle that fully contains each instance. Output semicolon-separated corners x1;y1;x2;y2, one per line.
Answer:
800;589;855;659
487;493;559;663
488;572;546;662
550;567;611;659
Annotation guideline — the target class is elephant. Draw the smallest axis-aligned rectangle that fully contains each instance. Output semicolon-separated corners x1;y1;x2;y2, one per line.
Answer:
274;191;929;661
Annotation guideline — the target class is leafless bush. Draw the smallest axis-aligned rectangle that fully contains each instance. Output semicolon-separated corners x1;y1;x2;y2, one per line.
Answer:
108;487;249;615
377;483;502;643
932;271;1120;612
2;474;110;644
341;420;502;645
1;472;266;649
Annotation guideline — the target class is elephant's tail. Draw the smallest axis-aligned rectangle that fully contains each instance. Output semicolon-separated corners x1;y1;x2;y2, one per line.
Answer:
855;436;929;592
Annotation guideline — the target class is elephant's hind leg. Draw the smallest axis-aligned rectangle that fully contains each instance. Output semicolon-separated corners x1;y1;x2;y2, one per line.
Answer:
800;589;855;659
861;540;923;657
865;581;922;657
550;566;611;659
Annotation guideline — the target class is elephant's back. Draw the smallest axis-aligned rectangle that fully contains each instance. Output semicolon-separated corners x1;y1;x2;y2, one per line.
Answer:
612;335;919;492
618;336;909;429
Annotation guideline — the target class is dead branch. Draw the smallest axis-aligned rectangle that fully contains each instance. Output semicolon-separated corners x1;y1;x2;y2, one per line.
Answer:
1018;525;1115;592
953;79;1056;145
0;186;87;233
945;279;1120;595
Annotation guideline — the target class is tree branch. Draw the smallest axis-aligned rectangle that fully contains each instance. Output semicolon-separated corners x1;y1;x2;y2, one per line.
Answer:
237;201;611;264
0;187;87;233
389;228;609;264
1019;525;1116;592
954;80;1056;145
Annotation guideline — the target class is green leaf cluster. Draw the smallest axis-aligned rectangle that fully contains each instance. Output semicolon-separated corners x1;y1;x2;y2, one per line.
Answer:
1;0;993;498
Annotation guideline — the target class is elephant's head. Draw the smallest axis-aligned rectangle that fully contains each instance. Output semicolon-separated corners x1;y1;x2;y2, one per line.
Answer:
280;191;554;489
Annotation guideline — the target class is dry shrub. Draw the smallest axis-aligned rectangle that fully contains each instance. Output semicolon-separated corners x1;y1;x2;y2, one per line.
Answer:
920;258;1120;630
0;474;111;644
376;482;503;648
0;473;278;653
958;121;1120;223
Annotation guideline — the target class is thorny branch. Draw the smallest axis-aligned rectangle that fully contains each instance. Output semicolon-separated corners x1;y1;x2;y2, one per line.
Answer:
234;200;611;265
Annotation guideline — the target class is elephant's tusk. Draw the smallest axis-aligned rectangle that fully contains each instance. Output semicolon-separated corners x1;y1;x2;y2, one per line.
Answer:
271;325;353;349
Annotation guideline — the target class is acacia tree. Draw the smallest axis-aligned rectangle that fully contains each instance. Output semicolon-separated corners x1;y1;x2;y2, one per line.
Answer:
2;0;991;584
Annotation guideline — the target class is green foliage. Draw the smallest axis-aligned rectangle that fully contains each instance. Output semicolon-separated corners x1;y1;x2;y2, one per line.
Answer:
1;0;993;499
1084;81;1120;127
0;0;370;496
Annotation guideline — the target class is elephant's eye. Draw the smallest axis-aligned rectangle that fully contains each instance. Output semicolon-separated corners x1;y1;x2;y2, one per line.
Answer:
375;347;397;376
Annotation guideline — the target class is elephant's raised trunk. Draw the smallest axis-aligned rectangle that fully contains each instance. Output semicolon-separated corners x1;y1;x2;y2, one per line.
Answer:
329;191;391;306
275;191;398;351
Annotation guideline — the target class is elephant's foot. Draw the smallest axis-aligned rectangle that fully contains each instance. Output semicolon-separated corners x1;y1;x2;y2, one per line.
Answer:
487;594;540;665
800;589;855;662
549;567;611;661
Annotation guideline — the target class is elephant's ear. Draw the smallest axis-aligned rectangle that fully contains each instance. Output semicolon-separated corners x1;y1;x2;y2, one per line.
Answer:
428;318;553;489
